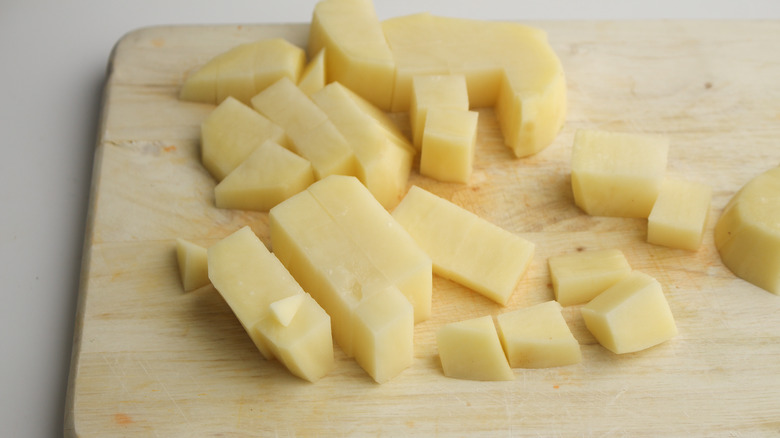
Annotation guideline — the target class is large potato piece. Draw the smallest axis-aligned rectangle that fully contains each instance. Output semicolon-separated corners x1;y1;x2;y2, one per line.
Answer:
714;166;780;295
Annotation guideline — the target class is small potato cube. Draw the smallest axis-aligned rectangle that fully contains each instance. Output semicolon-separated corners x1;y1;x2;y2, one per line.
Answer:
571;129;669;218
496;301;581;368
648;178;712;251
419;108;479;184
581;271;677;354
437;315;514;381
548;249;632;306
410;75;469;148
175;238;209;292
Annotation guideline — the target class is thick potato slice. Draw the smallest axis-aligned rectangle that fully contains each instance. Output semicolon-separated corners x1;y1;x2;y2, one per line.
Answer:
214;140;314;211
180;38;305;105
392;185;534;305
714;166;780;295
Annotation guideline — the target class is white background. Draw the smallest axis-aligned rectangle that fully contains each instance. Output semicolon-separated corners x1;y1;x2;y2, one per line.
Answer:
2;1;779;436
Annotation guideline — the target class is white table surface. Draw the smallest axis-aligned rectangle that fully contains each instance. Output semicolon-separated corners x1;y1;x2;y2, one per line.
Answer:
2;1;779;436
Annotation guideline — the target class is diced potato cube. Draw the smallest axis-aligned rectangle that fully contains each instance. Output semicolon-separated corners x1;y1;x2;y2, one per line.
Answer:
647;178;712;250
214;140;314;211
419;108;478;184
571;129;669;218
352;288;415;384
714;166;780;295
175;238;209;292
392;185;534;305
436;315;514;381
496;300;582;368
200;97;286;181
581;271;677;354
548;249;632;306
410;75;469;148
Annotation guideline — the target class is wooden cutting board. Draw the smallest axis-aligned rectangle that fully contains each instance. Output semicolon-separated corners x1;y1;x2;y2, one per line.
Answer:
64;21;780;437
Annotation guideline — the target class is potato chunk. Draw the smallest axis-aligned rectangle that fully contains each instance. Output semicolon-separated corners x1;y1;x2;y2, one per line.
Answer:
410;75;469;148
175;238;209;292
436;315;514;381
571;129;669;218
548;249;631;306
269;176;429;382
214;140;314;211
180;38;305;105
714;166;780;295
308;0;396;110
392;185;534;305
648;178;712;251
581;271;677;354
419;108;478;184
496;301;581;368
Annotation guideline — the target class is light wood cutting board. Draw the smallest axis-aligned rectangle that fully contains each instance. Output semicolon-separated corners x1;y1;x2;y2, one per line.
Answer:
64;21;780;437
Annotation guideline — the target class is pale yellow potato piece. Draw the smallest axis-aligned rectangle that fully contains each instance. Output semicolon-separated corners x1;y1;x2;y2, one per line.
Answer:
308;0;396;110
298;48;327;96
175;238;209;292
270;189;379;357
207;226;334;383
571;129;669;218
306;175;432;322
215;42;258;105
581;271;677;354
410;75;469;148
548;249;632;306
436;315;514;381
419;108;478;184
251;77;357;180
496;300;582;368
214;140;314;211
200;96;286;181
352;287;415;384
269;294;305;327
310;82;414;209
252;292;334;382
252;38;306;94
714;166;780;295
392;185;534;305
180;38;305;105
269;188;416;382
383;13;566;157
648;178;712;251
